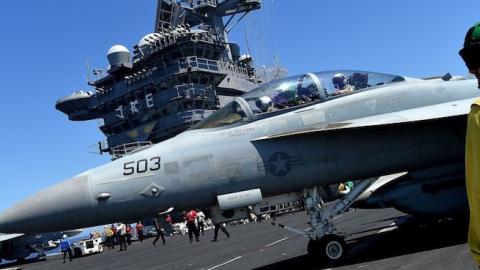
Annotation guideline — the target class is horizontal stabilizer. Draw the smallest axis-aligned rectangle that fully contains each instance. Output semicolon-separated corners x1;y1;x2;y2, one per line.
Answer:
253;98;473;142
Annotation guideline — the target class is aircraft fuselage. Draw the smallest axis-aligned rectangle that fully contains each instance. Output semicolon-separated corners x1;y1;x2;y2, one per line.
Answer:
0;78;477;233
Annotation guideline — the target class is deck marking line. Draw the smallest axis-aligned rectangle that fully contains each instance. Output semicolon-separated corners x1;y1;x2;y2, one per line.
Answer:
266;236;289;247
207;256;242;270
332;214;342;220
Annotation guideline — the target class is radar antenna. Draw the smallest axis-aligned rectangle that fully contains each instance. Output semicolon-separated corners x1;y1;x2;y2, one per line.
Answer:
155;0;186;32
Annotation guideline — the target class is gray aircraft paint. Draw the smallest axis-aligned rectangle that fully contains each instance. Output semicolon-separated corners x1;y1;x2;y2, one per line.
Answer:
0;75;477;233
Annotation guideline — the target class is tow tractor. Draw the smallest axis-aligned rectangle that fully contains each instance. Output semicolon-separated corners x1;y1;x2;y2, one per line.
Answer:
72;237;103;257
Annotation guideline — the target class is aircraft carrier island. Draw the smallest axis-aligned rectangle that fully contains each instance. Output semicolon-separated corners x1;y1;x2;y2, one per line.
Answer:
56;0;262;159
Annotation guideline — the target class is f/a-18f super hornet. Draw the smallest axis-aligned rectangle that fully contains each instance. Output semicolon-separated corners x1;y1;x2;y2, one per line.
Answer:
0;229;82;263
0;70;477;262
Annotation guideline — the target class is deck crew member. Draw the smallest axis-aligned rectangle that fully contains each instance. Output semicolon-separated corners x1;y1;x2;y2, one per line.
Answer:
60;234;73;263
185;209;200;243
104;225;114;249
212;223;230;242
136;221;144;242
118;223;127;251
459;21;480;267
152;217;166;246
197;210;206;236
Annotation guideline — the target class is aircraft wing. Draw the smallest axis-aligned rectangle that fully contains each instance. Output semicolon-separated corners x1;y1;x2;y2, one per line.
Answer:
253;98;474;142
0;233;24;242
64;229;83;237
0;230;81;242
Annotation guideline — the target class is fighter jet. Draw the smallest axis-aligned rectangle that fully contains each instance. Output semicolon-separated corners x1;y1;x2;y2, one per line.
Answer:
0;70;477;262
0;229;82;263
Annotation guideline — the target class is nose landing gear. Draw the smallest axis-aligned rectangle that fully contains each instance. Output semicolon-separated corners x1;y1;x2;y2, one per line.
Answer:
302;180;375;263
269;179;377;263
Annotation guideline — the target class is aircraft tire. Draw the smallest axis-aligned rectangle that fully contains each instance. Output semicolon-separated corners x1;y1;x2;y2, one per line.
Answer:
307;234;346;263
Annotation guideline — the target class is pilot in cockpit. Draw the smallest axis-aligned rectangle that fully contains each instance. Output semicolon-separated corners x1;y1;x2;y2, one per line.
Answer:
256;96;274;113
349;72;370;90
332;73;355;95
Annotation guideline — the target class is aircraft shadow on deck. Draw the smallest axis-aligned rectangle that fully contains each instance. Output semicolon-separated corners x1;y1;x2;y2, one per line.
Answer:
253;215;468;270
1;251;68;268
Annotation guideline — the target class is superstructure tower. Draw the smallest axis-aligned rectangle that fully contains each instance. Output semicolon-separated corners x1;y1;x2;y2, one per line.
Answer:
56;0;261;158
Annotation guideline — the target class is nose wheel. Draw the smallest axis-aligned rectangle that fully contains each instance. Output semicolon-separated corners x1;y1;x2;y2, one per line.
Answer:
307;234;346;262
270;181;376;264
302;180;375;263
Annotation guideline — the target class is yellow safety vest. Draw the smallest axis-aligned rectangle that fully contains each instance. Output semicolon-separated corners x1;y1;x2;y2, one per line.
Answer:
466;98;480;265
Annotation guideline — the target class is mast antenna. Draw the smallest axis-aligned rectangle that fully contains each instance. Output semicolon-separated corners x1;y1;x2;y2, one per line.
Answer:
244;28;252;56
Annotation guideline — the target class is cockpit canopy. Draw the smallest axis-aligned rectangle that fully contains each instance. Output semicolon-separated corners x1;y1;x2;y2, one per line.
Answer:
192;70;405;130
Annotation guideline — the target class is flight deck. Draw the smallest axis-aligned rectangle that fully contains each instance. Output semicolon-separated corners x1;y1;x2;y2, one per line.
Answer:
2;207;475;270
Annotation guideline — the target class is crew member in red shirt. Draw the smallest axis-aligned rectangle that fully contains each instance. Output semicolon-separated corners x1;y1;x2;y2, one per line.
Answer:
136;221;144;242
185;209;200;243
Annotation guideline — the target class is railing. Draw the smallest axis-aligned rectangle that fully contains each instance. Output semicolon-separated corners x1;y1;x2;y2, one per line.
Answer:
133;24;223;62
105;109;214;151
99;83;217;127
218;60;252;78
193;0;217;9
111;141;153;160
97;118;105;128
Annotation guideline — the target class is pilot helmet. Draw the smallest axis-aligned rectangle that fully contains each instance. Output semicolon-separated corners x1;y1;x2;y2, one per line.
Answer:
255;96;273;113
332;73;347;89
460;22;480;71
62;234;68;239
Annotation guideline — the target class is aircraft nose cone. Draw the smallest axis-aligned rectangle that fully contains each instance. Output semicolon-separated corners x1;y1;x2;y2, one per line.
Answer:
0;175;93;233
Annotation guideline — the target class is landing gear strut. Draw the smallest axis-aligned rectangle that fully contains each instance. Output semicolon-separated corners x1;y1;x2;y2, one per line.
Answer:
32;244;47;261
303;180;375;263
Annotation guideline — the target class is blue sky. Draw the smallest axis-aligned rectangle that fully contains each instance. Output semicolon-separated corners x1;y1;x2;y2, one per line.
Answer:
0;0;478;215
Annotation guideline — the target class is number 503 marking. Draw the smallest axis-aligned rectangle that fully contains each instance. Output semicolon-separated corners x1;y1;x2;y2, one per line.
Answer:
123;157;161;176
